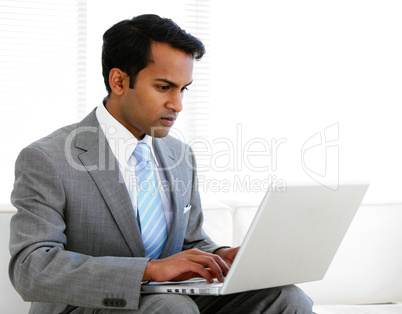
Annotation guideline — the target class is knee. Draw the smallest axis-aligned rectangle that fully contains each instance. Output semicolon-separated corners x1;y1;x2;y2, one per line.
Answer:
139;294;200;314
228;285;312;313
279;285;313;313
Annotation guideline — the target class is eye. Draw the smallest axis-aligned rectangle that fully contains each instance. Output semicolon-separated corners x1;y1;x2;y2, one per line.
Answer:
157;85;170;91
181;86;189;93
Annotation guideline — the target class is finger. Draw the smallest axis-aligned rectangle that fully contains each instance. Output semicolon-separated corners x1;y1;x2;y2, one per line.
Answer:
186;255;226;283
209;254;230;276
187;262;215;283
225;247;240;266
187;249;230;276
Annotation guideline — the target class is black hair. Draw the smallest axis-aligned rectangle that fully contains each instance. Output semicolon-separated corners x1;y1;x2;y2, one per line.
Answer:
102;14;205;94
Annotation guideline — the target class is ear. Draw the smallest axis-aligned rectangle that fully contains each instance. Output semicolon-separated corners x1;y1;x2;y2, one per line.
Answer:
109;68;128;96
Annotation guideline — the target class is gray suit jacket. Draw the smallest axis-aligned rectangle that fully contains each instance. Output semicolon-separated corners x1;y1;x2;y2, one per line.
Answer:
9;109;221;313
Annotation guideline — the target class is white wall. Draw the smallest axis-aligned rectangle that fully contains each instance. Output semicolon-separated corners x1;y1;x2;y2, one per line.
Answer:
3;1;401;209
202;0;402;205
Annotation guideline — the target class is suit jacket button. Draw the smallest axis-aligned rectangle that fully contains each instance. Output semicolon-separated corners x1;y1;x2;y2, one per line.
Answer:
103;298;126;308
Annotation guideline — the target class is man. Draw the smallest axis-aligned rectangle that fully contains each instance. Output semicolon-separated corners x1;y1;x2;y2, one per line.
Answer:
9;14;313;313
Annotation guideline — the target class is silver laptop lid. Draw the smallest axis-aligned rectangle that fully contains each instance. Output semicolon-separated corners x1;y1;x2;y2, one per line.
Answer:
220;181;369;295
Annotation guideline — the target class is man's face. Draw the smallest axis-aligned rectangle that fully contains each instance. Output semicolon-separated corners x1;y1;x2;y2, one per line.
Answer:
110;42;194;139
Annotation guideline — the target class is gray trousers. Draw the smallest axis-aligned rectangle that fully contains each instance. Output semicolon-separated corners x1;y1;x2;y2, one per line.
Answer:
72;285;313;313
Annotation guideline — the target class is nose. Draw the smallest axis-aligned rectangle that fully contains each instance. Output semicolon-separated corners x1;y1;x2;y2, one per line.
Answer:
166;91;183;113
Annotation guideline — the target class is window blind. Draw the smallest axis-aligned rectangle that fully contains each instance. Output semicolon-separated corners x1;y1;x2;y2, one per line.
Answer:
0;0;87;206
180;0;212;142
179;0;213;176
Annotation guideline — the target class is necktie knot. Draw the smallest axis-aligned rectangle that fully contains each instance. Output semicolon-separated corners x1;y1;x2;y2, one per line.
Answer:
133;142;151;164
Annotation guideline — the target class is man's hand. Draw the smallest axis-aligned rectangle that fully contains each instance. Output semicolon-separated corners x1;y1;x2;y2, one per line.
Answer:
142;248;231;283
214;246;240;268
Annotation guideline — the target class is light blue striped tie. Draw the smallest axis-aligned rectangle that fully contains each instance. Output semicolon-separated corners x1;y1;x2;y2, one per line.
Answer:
133;142;167;259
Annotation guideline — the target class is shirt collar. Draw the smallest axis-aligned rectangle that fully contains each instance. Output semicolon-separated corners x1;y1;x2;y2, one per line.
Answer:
95;102;159;167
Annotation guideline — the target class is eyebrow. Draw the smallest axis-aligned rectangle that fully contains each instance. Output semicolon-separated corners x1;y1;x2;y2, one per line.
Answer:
154;78;193;88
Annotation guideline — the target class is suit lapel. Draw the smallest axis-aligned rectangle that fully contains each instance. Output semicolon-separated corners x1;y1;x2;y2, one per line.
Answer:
74;110;145;257
153;138;187;257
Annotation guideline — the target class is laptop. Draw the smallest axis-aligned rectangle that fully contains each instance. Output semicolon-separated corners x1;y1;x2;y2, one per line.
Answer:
141;181;369;296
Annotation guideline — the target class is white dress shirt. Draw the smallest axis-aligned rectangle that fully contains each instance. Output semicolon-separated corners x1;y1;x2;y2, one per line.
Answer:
95;103;173;231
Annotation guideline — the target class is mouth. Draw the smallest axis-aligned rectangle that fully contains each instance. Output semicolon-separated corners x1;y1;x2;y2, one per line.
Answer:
160;115;177;127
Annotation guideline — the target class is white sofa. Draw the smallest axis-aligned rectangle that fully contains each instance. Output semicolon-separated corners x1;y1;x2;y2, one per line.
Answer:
1;210;31;314
1;200;402;313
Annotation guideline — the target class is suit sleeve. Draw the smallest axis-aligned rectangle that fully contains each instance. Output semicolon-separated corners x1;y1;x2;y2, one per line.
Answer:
9;145;147;310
